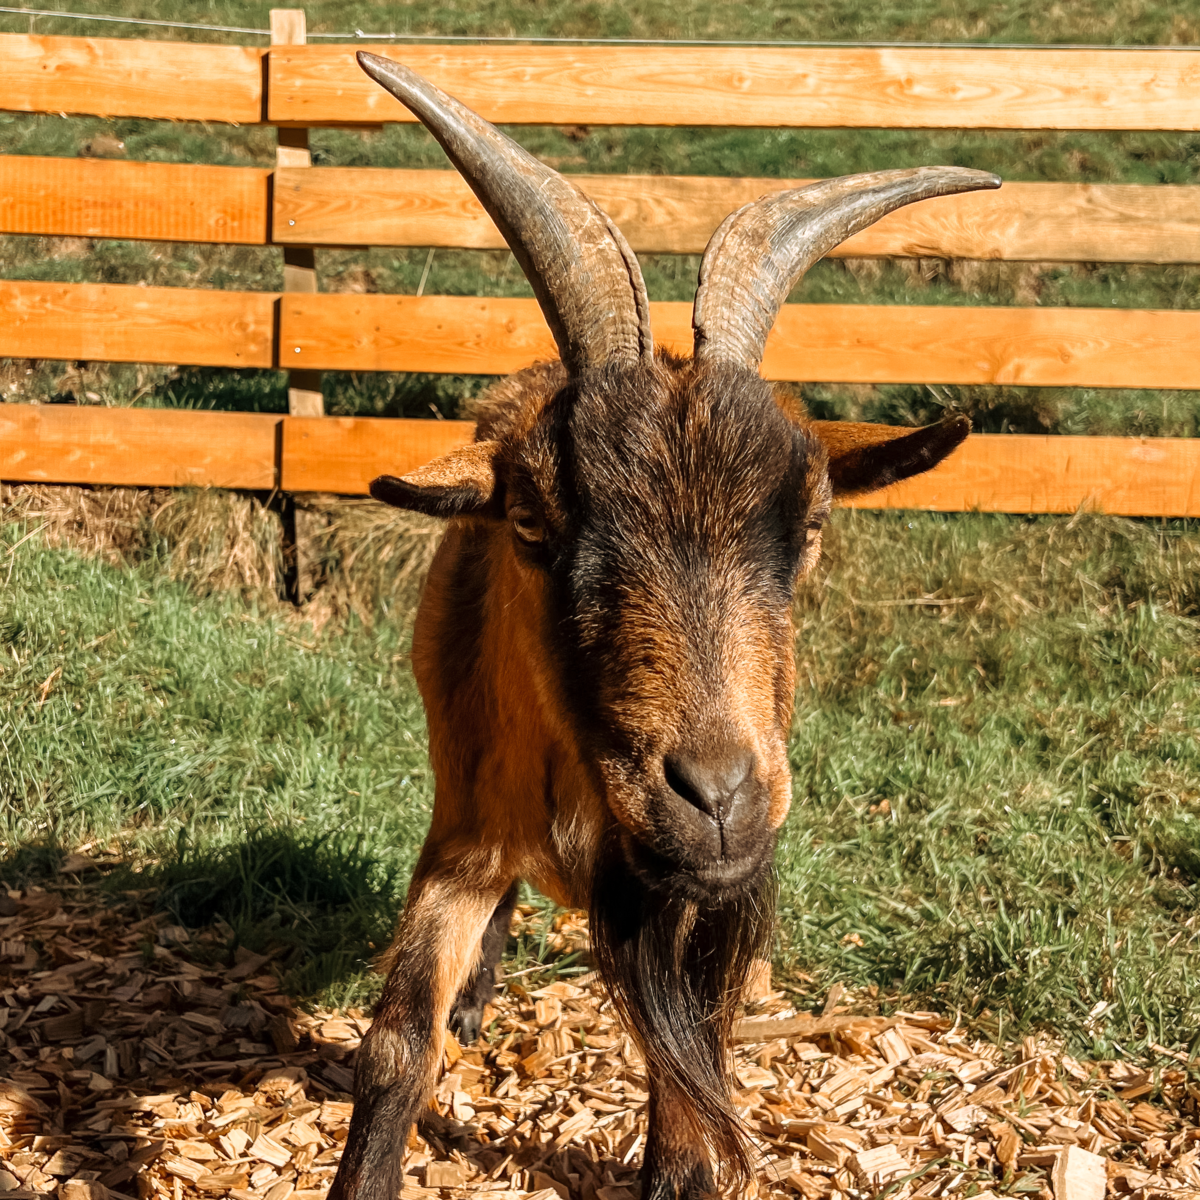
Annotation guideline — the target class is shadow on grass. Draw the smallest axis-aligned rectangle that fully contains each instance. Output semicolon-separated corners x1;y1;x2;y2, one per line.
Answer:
0;844;69;885
132;828;407;1003
141;831;593;1006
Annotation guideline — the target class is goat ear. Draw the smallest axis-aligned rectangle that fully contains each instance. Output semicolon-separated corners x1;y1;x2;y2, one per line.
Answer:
369;440;501;518
810;415;969;498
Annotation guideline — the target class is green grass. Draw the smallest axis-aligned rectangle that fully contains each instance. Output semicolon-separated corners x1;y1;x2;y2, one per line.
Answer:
2;511;1198;1054
779;510;1200;1054
5;3;1200;426
2;0;1199;45
146;827;410;1003
3;0;1200;1056
0;526;430;854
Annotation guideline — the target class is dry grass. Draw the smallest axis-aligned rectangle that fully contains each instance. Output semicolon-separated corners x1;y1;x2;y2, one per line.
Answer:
151;489;285;599
1;484;172;567
0;484;441;627
291;496;441;628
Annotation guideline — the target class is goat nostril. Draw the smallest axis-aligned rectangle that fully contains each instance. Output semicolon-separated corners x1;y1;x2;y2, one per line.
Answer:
663;749;755;819
664;755;715;816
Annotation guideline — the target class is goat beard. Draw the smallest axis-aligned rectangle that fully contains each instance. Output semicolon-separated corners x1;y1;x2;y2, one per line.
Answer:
589;833;776;1192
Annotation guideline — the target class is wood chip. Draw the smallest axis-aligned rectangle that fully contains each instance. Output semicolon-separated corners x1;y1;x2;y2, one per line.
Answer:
424;1162;467;1188
992;1122;1022;1170
1051;1145;1107;1200
943;1103;989;1132
248;1135;291;1168
875;1026;911;1065
0;874;1195;1200
850;1144;910;1187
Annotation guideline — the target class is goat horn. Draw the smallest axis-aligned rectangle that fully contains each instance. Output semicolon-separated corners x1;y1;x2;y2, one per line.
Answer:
356;53;653;374
692;167;1001;370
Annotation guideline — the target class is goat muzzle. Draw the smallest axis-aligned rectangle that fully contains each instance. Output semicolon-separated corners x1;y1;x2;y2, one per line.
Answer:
612;743;776;900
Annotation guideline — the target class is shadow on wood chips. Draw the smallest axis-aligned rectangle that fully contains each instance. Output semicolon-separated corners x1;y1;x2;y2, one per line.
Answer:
1;853;1198;1200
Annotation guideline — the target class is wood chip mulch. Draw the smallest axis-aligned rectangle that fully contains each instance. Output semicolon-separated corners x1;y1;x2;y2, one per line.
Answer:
2;871;1199;1200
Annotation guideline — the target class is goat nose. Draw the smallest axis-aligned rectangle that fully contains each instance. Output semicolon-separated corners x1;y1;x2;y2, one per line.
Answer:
664;747;755;819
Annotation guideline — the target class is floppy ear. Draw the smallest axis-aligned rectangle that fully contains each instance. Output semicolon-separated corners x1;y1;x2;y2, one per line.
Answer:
809;415;969;498
370;440;502;518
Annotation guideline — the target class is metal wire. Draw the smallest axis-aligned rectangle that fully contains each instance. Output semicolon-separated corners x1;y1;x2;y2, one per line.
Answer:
306;31;1200;46
0;5;270;34
0;3;1196;48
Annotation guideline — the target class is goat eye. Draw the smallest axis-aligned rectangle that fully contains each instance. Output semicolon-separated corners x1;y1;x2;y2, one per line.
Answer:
510;507;545;544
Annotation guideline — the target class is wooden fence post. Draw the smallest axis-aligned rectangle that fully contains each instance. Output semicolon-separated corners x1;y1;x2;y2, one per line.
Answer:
270;8;323;419
270;8;323;605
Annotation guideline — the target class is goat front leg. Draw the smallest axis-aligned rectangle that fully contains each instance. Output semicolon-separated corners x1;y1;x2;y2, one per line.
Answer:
643;1079;717;1200
328;869;512;1200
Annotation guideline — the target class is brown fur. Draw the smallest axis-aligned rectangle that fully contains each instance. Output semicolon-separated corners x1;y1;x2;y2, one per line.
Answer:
331;351;968;1200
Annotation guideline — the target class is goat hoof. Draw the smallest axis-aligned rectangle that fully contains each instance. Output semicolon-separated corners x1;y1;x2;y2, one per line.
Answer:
448;1002;484;1044
449;965;497;1044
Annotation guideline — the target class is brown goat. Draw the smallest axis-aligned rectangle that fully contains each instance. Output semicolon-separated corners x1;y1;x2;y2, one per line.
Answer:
328;53;1000;1200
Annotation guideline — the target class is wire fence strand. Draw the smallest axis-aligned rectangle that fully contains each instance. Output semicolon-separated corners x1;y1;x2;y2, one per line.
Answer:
2;4;1199;47
0;5;269;34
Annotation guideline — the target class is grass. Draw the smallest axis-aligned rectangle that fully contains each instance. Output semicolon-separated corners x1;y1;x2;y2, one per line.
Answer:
3;0;1200;45
2;0;1200;1057
2;507;1198;1055
147;827;411;1004
5;4;1200;427
779;510;1200;1054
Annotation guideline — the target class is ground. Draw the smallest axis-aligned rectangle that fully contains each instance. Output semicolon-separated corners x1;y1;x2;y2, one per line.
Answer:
2;872;1199;1200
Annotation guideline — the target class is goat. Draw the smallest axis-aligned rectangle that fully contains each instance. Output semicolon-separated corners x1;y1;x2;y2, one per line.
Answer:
329;52;1000;1200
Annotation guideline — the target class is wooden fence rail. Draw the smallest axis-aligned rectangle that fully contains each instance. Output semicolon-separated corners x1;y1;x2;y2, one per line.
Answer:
271;172;1200;262
5;280;1200;391
4;405;1197;515
6;155;1200;262
9;37;1200;129
267;45;1200;131
2;25;1199;519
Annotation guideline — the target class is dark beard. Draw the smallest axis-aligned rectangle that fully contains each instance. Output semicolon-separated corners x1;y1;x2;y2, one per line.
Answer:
589;832;777;1192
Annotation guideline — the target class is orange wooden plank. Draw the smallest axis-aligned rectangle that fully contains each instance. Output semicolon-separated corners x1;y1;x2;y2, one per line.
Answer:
4;402;1192;514
843;433;1200;516
0;157;270;244
0;281;277;368
7;280;1199;390
269;44;1200;130
281;415;475;493
274;168;1200;263
5;401;1194;513
280;294;1200;389
760;304;1200;389
0;404;279;489
273;167;502;249
281;294;557;375
4;157;1190;262
1;33;264;123
280;417;1199;515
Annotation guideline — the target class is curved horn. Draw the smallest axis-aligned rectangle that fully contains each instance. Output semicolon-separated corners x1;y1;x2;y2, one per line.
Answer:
357;52;652;374
693;167;1001;370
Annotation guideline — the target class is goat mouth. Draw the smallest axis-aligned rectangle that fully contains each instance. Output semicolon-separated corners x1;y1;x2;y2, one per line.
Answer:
617;827;773;905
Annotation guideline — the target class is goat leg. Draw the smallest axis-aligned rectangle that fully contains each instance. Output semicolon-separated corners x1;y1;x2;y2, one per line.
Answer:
450;879;519;1044
328;870;512;1200
642;1079;718;1200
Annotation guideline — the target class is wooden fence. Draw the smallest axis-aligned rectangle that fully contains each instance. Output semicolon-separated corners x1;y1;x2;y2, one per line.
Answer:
2;19;1199;516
